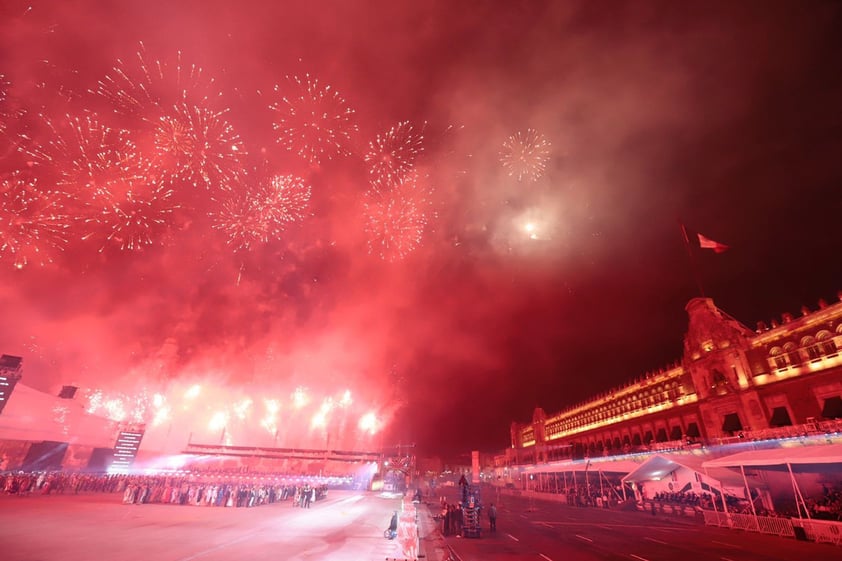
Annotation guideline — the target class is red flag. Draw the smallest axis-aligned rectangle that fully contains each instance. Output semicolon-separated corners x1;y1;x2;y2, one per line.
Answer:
697;233;729;253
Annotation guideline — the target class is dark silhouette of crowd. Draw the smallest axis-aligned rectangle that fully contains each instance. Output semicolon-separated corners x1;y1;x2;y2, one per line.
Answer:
652;490;705;507
438;499;465;537
1;470;336;509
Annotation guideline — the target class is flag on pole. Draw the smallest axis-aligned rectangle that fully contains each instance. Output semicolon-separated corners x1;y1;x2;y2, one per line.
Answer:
697;233;729;253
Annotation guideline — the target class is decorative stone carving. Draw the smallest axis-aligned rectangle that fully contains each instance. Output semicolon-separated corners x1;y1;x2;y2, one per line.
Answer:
683;298;753;361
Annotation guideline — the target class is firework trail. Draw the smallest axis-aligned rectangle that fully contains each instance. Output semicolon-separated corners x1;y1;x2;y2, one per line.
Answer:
0;74;8;137
0;74;22;159
365;120;425;189
151;103;245;191
363;172;434;262
211;169;310;252
500;128;551;182
95;42;218;119
270;74;357;165
0;172;70;269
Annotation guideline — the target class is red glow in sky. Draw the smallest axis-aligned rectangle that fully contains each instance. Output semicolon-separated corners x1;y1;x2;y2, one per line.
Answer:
1;0;841;455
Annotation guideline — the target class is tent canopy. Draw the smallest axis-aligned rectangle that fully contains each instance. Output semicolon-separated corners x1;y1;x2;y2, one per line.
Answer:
622;454;749;489
523;459;642;475
623;454;703;483
702;444;842;468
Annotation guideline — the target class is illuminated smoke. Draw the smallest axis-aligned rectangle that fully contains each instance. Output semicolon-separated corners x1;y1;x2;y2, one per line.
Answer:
81;380;385;451
500;128;551;182
270;73;357;165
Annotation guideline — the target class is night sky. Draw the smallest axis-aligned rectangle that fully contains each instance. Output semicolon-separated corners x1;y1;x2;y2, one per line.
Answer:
1;0;841;457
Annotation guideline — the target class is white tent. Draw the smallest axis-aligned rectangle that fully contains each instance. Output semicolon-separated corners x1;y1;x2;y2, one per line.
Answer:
0;383;117;448
523;458;642;475
622;453;749;489
702;443;842;520
702;444;842;468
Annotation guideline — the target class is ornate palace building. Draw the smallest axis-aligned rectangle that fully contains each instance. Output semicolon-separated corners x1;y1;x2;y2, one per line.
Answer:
508;294;842;465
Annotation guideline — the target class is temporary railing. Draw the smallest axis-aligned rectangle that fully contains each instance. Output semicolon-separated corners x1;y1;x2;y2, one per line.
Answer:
702;510;842;545
792;518;842;546
716;419;842;446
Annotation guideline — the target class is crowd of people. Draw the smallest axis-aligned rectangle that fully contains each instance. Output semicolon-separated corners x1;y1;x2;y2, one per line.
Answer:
651;490;708;508
438;500;465;537
808;483;842;521
1;470;332;509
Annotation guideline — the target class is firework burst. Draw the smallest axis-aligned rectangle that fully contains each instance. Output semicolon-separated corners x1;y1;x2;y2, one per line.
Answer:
265;173;311;224
365;120;425;188
95;42;218;119
500;128;551;182
0;173;70;268
211;170;310;252
363;172;433;262
23;112;141;200
150;103;245;191
82;166;178;252
212;191;276;253
270;74;357;165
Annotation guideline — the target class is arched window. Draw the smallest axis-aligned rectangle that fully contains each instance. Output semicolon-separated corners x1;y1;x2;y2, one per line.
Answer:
783;342;801;366
711;369;731;395
817;331;837;356
769;347;787;369
801;335;820;360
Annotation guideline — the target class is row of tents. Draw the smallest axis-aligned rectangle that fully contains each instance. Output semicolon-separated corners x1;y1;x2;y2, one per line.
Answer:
519;441;842;519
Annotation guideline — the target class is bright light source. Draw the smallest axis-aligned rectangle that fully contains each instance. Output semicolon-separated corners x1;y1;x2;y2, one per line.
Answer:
292;386;309;409
311;410;327;429
208;411;229;431
233;398;252;420
358;411;380;434
185;385;201;399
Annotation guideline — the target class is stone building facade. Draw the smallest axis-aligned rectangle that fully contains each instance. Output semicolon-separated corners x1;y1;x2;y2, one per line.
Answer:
507;294;842;465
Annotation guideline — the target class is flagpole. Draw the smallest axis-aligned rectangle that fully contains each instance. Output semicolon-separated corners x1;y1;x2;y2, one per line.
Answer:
679;222;705;297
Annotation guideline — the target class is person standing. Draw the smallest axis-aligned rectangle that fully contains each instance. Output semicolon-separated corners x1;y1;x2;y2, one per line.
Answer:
488;503;497;532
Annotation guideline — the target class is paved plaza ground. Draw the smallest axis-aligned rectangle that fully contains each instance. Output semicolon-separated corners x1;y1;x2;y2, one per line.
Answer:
0;490;406;561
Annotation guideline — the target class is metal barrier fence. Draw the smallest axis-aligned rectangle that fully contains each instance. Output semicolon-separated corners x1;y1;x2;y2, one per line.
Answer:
793;518;842;546
702;510;842;545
